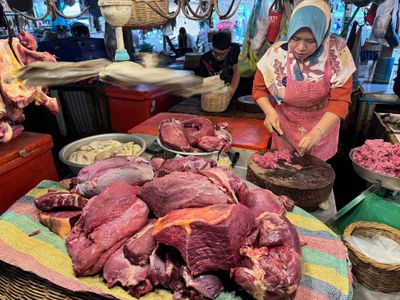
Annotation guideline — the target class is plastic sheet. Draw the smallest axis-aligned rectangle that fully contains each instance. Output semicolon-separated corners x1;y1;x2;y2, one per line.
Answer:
345;234;400;264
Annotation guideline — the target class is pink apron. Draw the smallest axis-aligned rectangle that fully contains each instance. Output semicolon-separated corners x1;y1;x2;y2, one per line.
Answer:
271;52;339;161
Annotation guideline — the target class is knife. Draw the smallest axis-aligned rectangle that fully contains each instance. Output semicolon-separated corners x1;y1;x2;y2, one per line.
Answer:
272;127;301;156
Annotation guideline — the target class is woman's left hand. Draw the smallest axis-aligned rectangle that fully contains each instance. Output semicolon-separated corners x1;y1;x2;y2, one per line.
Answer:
298;128;323;156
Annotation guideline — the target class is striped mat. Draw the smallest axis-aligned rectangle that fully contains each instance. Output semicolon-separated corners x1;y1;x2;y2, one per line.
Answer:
0;181;352;300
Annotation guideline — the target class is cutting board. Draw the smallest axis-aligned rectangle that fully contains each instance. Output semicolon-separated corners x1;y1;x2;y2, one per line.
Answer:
128;112;270;150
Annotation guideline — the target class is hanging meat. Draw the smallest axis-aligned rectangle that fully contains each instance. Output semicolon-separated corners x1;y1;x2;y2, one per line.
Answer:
0;31;57;143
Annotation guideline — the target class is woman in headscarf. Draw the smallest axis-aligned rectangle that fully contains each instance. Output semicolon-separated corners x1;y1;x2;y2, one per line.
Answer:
253;0;355;160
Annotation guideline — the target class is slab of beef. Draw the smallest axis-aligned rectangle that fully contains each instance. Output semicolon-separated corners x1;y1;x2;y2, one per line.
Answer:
153;204;255;275
159;119;191;151
103;245;152;298
197;136;230;152
232;197;301;300
182;117;215;146
155;156;216;177
138;171;236;217
240;189;294;217
199;168;239;204
72;156;154;197
34;191;88;211
103;221;156;298
123;220;157;266
66;182;149;276
352;139;400;178
148;245;223;299
39;211;81;239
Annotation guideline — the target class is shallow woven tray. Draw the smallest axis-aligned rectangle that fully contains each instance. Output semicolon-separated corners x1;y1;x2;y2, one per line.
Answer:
343;221;400;293
0;261;111;300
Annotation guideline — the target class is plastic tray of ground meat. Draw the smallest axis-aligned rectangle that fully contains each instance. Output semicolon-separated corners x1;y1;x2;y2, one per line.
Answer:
349;149;400;191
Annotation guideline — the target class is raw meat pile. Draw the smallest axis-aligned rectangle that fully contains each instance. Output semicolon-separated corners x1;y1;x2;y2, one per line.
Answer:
38;156;302;299
0;31;57;143
159;117;231;153
352;139;400;178
253;149;303;170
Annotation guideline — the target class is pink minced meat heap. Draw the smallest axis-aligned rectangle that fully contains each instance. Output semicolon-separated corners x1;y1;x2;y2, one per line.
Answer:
253;149;302;170
352;139;400;178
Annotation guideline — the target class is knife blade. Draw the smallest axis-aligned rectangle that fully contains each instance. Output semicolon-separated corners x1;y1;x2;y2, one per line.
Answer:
272;127;301;156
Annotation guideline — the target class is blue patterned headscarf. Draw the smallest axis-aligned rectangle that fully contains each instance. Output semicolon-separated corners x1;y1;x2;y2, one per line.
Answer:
287;0;331;48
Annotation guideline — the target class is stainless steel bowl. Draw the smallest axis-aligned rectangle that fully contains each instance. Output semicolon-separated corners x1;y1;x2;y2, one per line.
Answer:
349;149;400;191
59;133;146;174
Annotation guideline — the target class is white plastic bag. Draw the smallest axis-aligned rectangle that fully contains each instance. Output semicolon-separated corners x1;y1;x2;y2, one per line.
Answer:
345;234;400;265
252;1;270;52
369;0;395;41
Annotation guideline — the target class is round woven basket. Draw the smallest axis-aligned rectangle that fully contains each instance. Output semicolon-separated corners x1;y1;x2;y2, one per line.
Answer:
201;88;231;113
343;221;400;293
0;260;107;300
125;0;169;29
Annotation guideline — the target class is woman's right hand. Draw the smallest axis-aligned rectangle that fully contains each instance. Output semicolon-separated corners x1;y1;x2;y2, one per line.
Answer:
264;106;283;135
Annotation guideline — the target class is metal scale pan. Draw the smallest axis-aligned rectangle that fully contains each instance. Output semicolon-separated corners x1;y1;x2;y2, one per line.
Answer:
349;149;400;191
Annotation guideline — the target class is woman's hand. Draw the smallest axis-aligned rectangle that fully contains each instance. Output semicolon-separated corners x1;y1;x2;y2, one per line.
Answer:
298;127;323;156
264;106;283;134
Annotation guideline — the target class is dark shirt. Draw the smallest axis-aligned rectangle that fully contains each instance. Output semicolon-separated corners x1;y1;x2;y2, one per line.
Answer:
394;58;400;98
195;43;240;84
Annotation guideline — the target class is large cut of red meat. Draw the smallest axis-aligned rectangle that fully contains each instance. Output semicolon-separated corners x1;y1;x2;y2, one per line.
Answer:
72;156;155;197
148;245;224;299
153;204;255;276
159;119;191;151
182;117;215;146
232;190;301;300
103;220;156;298
159;117;230;152
34;191;89;211
66;182;149;276
155;156;217;177
138;171;237;217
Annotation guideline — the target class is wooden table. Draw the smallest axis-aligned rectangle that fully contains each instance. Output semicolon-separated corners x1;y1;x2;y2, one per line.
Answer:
128;112;270;151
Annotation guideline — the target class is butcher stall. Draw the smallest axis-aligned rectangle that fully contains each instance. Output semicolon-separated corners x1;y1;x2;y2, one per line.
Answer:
0;110;356;300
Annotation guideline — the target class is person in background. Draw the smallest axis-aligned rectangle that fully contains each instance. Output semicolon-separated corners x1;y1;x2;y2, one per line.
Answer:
196;31;241;100
393;59;400;98
178;27;196;52
252;0;355;160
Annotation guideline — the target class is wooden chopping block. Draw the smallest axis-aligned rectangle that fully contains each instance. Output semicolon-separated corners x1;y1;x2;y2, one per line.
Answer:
246;152;335;211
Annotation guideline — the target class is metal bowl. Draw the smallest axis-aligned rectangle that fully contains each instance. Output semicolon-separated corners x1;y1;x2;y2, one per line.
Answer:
59;133;146;174
349;149;400;191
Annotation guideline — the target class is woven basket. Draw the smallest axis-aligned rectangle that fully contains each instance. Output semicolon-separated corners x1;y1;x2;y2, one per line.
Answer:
0;260;108;300
201;88;231;113
343;221;400;293
125;0;169;29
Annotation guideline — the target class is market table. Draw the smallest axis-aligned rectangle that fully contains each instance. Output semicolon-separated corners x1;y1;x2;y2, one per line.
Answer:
0;180;352;300
128;112;270;151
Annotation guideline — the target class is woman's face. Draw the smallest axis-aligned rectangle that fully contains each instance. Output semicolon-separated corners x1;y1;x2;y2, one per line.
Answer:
288;28;317;61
